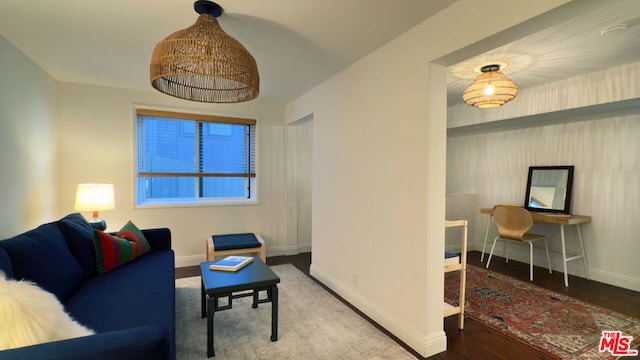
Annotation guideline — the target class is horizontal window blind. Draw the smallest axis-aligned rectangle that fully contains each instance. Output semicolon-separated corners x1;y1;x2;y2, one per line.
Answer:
136;109;257;203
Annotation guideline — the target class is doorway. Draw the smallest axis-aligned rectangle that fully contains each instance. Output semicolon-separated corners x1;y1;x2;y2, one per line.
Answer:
287;116;313;253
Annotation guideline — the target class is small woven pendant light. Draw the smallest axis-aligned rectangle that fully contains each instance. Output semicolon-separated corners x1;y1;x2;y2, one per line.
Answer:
462;64;518;108
150;1;259;103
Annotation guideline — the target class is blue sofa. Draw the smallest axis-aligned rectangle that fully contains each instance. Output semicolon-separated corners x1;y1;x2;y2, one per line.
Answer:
0;213;176;360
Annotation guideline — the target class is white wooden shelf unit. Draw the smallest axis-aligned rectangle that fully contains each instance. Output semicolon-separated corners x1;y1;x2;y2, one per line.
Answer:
444;219;467;330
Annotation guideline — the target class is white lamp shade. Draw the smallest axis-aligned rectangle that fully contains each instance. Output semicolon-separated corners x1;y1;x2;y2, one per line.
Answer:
74;184;115;211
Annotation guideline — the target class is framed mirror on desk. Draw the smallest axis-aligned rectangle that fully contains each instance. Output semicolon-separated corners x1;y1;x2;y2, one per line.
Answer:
480;165;591;287
524;165;574;214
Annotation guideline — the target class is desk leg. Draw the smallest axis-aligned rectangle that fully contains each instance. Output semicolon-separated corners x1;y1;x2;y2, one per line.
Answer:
481;214;492;262
576;224;591;280
271;285;279;342
560;225;569;287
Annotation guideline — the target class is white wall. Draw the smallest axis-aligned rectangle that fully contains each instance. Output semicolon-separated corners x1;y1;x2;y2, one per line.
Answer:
447;62;640;291
0;35;59;237
56;83;289;267
284;0;568;356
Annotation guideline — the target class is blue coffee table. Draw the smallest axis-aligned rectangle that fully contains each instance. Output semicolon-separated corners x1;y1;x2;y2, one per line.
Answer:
200;257;280;357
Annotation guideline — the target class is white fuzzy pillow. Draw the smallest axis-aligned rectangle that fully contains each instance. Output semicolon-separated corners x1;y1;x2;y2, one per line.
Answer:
0;273;94;350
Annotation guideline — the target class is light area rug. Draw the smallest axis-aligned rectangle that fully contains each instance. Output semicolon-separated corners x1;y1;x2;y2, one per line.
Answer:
445;264;640;359
176;264;416;360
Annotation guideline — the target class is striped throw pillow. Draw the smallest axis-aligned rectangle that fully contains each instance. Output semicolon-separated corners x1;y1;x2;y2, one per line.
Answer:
116;221;151;257
92;221;151;274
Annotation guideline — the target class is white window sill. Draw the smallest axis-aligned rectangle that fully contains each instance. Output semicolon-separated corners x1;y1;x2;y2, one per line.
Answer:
135;198;258;209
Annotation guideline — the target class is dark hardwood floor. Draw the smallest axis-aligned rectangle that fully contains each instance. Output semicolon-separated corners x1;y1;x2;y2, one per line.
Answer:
179;251;640;359
435;251;640;360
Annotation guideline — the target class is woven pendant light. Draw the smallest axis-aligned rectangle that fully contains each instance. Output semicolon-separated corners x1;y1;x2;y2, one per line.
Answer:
462;64;518;108
150;1;259;103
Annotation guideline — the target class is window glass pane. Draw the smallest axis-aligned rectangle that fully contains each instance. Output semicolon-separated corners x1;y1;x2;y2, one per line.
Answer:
201;123;248;174
138;118;196;173
201;177;247;198
138;177;197;201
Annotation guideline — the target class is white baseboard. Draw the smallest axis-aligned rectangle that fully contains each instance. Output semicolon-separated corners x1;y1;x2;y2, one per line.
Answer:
423;330;448;357
266;244;301;257
589;268;640;292
298;242;312;253
310;264;447;358
175;254;206;268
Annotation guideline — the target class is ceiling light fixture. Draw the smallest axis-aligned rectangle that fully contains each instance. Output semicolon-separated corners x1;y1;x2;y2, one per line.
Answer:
150;0;259;103
462;64;518;108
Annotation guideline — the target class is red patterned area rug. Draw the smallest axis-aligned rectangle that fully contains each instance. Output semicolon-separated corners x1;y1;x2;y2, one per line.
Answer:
445;264;640;359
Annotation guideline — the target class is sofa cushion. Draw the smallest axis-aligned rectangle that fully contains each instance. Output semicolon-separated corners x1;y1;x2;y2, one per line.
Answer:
93;224;151;274
0;223;84;301
0;247;13;279
58;213;96;279
64;251;175;338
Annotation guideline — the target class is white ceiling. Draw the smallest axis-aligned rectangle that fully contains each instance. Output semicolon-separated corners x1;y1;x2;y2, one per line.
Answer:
2;0;640;106
0;0;455;103
447;0;640;106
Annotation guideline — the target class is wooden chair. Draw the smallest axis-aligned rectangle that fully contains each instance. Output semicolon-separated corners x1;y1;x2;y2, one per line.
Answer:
485;206;552;281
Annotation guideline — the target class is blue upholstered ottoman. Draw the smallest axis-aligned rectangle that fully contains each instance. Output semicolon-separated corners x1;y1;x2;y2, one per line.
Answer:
206;233;266;262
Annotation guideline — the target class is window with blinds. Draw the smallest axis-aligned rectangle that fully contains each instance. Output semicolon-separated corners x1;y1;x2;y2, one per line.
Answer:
135;109;257;206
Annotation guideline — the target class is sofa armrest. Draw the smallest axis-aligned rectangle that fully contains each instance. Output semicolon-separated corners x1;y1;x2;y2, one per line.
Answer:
0;325;172;360
142;228;172;252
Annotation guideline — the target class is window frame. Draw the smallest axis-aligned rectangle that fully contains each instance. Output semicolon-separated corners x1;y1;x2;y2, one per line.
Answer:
134;108;258;208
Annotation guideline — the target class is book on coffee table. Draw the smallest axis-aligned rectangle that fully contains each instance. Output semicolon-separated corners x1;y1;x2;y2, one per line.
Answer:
209;255;254;272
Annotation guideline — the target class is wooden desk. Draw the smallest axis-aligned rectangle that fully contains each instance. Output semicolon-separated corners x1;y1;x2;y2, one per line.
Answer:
480;207;591;287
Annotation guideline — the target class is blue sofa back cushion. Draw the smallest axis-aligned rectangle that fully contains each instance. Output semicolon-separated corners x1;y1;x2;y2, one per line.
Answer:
0;247;13;278
0;222;84;301
59;213;97;279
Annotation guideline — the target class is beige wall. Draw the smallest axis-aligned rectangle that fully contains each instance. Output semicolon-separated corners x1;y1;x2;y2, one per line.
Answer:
0;36;59;237
285;0;568;356
56;83;290;267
